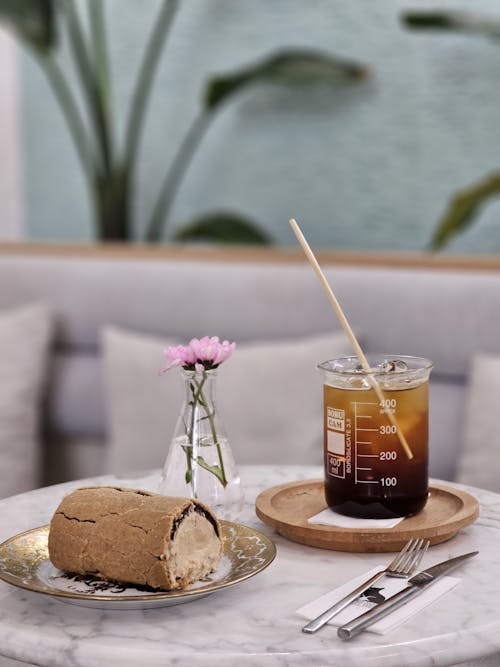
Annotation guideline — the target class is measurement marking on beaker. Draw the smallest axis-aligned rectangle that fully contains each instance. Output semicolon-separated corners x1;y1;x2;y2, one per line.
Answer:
353;401;379;485
354;402;358;484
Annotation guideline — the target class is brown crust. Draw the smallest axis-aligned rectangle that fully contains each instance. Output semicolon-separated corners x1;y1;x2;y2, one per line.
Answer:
48;486;222;590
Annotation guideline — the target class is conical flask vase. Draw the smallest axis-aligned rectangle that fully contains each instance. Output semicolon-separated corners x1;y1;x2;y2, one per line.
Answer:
158;369;244;520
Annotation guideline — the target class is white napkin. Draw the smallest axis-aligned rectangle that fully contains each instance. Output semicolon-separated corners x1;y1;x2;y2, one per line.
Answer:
308;508;405;529
296;566;460;635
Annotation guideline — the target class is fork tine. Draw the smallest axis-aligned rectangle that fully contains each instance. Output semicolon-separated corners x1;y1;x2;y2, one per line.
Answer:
410;539;430;573
397;538;424;573
399;538;430;575
389;538;418;571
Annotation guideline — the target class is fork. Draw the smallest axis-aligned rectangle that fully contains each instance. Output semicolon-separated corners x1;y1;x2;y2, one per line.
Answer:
301;537;430;634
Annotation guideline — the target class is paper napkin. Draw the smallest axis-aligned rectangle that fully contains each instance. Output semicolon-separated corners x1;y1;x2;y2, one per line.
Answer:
296;566;460;635
308;508;405;529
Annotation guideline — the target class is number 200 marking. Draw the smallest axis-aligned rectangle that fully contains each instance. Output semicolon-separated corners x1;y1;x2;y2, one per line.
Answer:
380;451;397;461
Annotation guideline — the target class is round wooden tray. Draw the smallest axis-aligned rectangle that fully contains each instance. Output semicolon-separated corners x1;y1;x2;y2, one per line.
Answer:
255;479;479;552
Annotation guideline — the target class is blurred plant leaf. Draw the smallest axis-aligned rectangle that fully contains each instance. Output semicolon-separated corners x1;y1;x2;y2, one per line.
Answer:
204;48;370;110
402;10;500;41
149;47;371;242
174;211;273;245
429;172;500;250
0;0;56;52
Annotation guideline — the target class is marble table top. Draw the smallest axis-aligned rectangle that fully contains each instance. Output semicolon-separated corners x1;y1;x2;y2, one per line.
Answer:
0;465;498;667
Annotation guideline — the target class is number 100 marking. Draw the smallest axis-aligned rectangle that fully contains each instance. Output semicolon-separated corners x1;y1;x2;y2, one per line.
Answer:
381;477;397;487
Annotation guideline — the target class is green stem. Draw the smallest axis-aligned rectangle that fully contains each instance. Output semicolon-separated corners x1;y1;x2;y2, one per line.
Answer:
63;0;113;174
188;377;205;444
185;375;206;496
145;110;212;241
181;444;194;489
198;385;228;487
185;373;228;489
124;0;180;169
89;0;113;151
94;168;129;240
40;54;94;189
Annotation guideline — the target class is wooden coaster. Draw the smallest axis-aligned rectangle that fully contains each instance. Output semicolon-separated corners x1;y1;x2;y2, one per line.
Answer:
255;479;479;552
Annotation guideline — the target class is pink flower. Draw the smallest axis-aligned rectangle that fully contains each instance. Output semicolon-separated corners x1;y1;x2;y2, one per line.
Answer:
212;339;236;365
160;336;236;374
188;336;219;362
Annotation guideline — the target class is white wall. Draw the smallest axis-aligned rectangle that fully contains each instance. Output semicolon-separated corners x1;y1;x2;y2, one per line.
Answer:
16;0;500;250
0;27;22;240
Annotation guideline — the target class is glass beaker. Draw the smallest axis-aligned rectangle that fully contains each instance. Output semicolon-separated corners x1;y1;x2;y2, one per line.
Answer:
319;355;433;519
158;368;244;521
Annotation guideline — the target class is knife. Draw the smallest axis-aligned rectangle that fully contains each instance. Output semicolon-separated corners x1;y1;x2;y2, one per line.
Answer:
337;550;479;640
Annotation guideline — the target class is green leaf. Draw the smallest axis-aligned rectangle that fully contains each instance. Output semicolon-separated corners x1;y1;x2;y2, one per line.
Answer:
0;0;56;52
195;456;226;487
174;211;273;245
402;11;500;41
429;172;500;250
204;48;370;110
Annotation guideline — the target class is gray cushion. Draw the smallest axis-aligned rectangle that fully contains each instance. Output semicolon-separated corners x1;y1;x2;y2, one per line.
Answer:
0;303;52;497
458;353;500;492
46;352;106;436
428;380;465;481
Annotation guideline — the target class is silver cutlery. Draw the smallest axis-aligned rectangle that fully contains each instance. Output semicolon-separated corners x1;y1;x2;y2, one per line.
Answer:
302;537;430;634
337;550;479;640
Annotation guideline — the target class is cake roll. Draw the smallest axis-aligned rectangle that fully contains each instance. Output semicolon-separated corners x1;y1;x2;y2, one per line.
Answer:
48;486;223;590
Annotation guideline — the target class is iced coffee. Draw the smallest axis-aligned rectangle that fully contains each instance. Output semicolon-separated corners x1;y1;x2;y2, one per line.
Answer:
319;355;433;519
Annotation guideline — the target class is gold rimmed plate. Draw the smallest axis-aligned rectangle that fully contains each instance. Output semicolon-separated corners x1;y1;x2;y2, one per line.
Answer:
0;521;276;609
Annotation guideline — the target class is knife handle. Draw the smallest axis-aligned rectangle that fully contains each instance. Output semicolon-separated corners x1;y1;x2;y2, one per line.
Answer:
337;585;421;640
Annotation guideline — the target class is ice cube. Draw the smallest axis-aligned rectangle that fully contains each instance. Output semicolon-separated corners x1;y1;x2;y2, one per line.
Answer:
346;375;371;389
379;359;408;373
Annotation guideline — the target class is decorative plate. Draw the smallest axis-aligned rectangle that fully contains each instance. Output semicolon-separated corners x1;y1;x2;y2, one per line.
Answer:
0;521;276;609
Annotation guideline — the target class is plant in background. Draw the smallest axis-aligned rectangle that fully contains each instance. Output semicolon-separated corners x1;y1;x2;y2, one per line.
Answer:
0;0;370;244
402;10;500;250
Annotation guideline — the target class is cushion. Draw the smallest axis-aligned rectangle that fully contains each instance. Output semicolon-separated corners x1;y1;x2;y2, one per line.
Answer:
457;353;500;492
102;326;354;475
428;379;465;482
0;303;52;498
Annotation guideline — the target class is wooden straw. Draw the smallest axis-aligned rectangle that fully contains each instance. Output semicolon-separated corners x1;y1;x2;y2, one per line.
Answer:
289;218;413;460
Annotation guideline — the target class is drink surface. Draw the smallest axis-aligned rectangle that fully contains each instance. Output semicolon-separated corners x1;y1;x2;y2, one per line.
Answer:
323;382;429;518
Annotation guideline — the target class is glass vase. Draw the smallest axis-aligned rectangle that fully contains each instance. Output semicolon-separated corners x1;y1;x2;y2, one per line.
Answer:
158;367;244;520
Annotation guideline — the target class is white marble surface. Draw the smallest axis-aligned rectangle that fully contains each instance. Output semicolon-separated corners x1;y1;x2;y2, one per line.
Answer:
0;465;499;667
